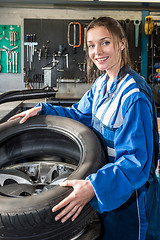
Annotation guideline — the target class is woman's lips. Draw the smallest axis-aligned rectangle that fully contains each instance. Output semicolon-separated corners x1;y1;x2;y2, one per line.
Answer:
95;57;109;63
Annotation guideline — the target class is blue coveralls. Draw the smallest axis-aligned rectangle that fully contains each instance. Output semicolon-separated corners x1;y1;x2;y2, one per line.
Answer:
36;66;159;240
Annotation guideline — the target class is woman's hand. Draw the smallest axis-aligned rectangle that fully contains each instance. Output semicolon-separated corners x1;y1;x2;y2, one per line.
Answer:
52;179;95;223
8;106;42;124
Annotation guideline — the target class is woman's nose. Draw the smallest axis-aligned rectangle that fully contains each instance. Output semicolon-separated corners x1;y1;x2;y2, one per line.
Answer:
95;44;103;55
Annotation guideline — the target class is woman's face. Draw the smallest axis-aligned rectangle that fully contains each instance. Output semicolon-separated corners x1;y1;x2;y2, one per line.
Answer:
87;26;124;73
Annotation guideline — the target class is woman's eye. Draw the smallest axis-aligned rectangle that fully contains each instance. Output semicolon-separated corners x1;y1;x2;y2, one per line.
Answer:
103;41;110;45
88;44;94;49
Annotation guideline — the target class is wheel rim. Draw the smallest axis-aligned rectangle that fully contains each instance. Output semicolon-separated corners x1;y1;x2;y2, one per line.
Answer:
0;159;76;197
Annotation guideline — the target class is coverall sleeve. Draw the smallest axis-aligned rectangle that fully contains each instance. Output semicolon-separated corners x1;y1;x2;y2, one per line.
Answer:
86;95;153;213
36;83;96;127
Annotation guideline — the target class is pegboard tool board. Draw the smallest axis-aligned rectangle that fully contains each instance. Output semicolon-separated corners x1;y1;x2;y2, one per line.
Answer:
0;25;21;73
24;19;91;85
24;19;142;87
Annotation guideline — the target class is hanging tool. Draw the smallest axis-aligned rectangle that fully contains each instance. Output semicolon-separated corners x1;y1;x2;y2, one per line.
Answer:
5;50;17;73
24;35;38;70
43;44;49;59
65;54;69;69
26;34;29;62
0;49;5;72
15;51;18;73
12;51;15;73
38;49;42;60
125;19;131;40
13;31;16;46
83;26;87;51
9;31;18;46
9;60;12;73
119;20;125;30
67;22;81;48
144;16;154;35
32;34;36;42
0;51;2;72
0;31;9;41
3;45;18;52
9;31;14;46
134;19;140;47
3;45;18;61
6;51;9;73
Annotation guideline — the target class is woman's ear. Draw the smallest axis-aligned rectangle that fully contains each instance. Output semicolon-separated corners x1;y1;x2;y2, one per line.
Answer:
120;38;126;51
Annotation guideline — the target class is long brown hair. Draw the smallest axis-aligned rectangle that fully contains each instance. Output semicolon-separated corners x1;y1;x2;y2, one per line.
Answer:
86;17;131;81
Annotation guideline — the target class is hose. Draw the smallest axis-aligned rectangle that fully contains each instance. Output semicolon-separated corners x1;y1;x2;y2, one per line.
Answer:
0;88;57;105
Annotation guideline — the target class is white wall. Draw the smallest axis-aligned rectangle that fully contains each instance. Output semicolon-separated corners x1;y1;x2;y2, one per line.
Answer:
0;7;142;92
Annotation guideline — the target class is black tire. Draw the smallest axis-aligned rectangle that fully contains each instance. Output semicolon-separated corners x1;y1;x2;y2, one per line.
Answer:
0;115;105;240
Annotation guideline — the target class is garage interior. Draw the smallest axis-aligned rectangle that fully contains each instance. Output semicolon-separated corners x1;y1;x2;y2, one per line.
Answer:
0;0;160;239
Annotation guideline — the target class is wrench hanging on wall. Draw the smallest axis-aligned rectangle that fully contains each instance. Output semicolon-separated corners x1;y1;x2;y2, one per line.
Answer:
67;22;81;49
125;19;131;40
134;19;140;47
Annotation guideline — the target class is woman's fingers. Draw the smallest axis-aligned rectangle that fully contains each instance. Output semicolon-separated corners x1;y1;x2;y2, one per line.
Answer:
8;112;29;124
71;205;83;222
61;205;83;223
7;106;42;124
8;113;25;122
52;192;75;220
19;115;29;124
54;200;83;223
55;203;79;223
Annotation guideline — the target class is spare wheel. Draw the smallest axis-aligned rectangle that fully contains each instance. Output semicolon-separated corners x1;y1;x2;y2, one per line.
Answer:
0;115;105;240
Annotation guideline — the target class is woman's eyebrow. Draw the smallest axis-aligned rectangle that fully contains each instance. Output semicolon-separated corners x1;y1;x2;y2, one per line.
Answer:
99;37;111;41
87;37;111;43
